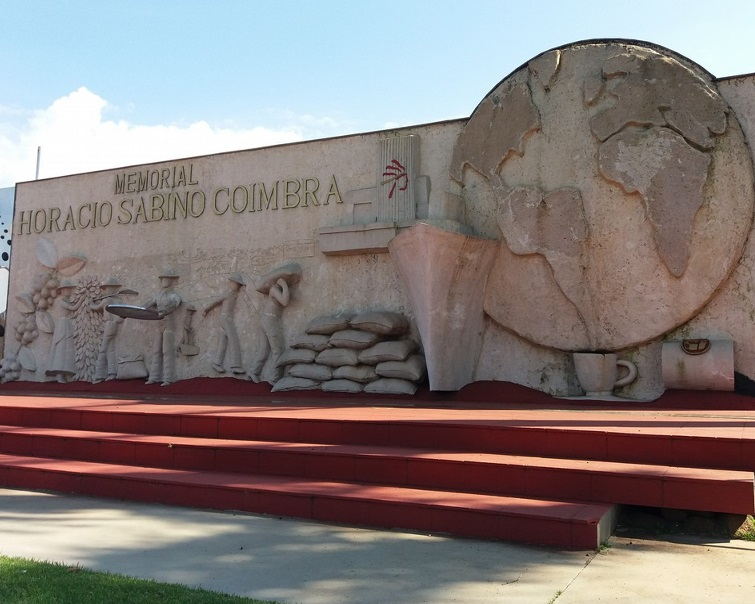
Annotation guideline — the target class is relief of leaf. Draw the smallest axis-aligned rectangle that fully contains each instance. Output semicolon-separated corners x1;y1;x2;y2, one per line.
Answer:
15;293;35;314
36;309;55;334
57;255;88;277
17;347;37;372
36;238;59;269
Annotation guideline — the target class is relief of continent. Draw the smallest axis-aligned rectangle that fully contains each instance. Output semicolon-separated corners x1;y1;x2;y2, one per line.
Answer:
599;126;710;277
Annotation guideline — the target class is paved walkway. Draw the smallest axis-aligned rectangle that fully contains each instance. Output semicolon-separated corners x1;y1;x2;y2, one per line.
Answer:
1;487;753;603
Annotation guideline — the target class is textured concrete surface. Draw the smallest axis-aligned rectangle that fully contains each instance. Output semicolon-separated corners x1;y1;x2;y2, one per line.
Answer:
1;487;753;603
557;535;755;603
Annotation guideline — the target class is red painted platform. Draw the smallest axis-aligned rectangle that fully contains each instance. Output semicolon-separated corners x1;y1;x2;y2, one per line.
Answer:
0;378;753;549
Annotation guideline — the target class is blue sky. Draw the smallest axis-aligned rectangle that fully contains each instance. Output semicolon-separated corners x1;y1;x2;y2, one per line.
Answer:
1;0;754;309
2;0;755;188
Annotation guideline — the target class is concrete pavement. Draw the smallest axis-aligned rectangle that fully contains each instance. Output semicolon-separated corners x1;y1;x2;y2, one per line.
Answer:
0;487;753;603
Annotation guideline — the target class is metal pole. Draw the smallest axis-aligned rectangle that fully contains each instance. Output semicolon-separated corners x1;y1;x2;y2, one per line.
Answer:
35;146;41;179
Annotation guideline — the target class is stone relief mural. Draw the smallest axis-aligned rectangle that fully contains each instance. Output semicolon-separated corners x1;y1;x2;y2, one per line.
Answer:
274;310;425;395
3;239;90;382
1;235;423;394
179;305;199;357
387;40;755;398
451;42;754;354
318;134;433;255
4;39;755;402
202;273;246;374
590;52;727;278
1;247;314;388
246;262;301;384
47;280;86;382
90;277;132;383
142;271;183;385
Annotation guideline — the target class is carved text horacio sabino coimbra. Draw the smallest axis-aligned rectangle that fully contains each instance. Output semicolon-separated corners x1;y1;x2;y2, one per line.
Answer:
15;162;344;236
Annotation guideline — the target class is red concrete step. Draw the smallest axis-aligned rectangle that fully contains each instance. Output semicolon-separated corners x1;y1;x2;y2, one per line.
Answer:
1;425;751;514
1;402;753;472
0;453;616;550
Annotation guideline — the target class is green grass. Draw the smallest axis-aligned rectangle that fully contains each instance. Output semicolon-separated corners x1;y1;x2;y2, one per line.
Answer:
0;555;278;604
734;515;755;541
547;590;562;603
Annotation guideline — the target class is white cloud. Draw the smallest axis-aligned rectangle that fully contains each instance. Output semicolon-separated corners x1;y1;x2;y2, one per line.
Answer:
0;87;309;187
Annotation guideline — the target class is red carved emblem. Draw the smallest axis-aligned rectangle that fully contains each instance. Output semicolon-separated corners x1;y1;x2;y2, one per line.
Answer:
382;159;408;199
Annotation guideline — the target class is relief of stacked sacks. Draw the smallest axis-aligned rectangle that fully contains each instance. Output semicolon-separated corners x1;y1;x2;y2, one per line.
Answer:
272;310;426;395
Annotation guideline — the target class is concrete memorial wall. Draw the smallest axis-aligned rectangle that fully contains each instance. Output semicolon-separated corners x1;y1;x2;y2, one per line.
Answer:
4;39;755;402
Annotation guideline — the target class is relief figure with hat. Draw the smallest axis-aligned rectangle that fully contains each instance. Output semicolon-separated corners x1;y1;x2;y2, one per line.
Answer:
247;262;301;384
89;276;127;383
202;273;247;374
46;281;83;382
143;269;182;385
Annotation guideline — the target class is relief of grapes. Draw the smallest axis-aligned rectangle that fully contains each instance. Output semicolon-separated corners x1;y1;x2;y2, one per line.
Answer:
2;238;86;381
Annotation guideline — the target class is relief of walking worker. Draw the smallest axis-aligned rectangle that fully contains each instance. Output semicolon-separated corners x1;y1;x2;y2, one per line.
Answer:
90;276;125;383
202;273;246;374
46;280;83;383
247;262;301;384
143;269;182;386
